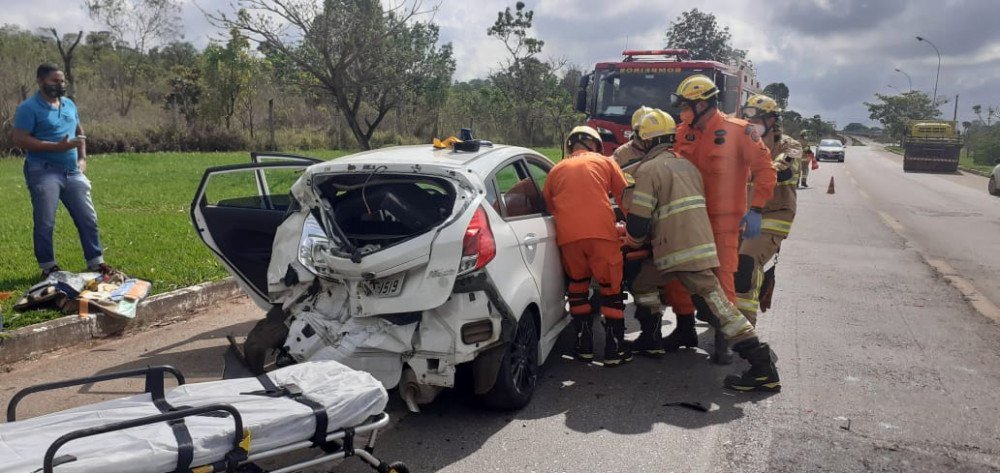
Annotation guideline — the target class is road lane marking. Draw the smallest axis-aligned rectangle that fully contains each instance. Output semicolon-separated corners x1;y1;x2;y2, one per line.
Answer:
876;211;1000;323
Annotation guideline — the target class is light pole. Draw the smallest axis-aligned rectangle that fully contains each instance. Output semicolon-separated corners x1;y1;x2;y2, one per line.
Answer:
915;36;941;105
894;68;912;92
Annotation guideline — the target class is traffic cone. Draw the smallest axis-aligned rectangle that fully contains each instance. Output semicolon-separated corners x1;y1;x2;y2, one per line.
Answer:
827;176;835;194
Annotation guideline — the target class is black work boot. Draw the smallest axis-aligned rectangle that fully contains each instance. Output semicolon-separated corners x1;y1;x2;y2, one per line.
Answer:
603;318;633;367
725;339;781;392
712;329;734;365
572;315;595;362
631;306;665;357
696;307;733;365
662;314;698;352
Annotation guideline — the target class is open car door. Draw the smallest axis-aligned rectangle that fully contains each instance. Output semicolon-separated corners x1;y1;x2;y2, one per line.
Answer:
191;155;320;309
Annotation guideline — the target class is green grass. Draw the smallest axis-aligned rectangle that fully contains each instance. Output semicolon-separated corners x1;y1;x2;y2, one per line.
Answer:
1;146;561;331
885;145;903;155
959;149;995;174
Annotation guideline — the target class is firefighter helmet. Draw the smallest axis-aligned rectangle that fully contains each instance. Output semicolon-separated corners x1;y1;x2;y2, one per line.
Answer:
566;125;602;152
631;106;653;130
742;94;782;119
671;74;719;106
636;109;677;141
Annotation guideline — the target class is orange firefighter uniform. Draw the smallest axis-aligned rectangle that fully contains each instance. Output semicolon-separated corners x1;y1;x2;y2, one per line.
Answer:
542;149;629;321
674;109;776;302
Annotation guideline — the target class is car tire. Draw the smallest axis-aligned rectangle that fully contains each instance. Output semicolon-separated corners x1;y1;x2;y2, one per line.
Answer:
989;176;1000;196
839;158;845;162
478;309;539;411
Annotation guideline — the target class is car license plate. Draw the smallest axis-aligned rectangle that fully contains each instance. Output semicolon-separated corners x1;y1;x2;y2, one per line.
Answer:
365;275;404;298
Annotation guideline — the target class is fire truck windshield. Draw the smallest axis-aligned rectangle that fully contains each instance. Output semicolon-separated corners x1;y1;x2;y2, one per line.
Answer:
593;69;700;123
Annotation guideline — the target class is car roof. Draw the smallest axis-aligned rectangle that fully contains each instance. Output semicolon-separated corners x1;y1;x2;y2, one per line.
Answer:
332;144;550;173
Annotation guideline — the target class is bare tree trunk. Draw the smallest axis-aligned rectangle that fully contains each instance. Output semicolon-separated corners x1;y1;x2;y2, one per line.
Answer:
268;98;276;150
50;29;83;99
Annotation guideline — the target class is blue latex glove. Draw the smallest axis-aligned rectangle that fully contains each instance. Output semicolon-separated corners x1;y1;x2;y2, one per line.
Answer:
741;209;762;239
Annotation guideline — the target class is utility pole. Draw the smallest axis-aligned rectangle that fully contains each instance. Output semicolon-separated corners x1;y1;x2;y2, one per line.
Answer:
952;94;959;123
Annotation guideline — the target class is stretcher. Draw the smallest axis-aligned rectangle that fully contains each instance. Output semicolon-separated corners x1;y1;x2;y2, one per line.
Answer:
0;361;409;473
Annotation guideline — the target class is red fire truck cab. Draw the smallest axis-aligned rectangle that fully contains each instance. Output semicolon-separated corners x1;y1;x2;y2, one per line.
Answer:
575;49;761;155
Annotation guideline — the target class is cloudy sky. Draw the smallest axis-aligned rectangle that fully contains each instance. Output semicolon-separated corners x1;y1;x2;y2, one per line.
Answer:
5;0;1000;126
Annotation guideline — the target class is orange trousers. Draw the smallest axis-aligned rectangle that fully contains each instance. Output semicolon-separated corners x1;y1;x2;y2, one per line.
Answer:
560;238;625;320
662;231;739;314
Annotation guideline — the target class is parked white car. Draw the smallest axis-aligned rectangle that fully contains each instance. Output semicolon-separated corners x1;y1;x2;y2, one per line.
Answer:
990;159;1000;196
191;145;568;411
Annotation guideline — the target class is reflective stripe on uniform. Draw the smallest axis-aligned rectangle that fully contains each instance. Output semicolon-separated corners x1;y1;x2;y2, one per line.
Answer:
655;195;707;220
737;297;759;313
655;243;717;270
633;291;661;307
778;179;798;186
631;191;656;210
761;218;792;235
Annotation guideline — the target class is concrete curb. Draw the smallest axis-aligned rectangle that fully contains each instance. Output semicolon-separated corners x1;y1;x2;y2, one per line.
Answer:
959;166;991;178
0;278;245;367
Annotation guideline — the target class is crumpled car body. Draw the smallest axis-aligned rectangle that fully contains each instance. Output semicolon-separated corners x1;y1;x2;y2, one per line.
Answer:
191;147;568;410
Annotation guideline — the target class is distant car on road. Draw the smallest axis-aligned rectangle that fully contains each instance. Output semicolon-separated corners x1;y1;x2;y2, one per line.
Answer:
816;139;845;162
989;159;1000;196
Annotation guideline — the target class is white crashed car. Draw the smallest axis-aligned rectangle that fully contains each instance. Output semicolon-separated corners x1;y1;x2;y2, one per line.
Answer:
191;146;567;411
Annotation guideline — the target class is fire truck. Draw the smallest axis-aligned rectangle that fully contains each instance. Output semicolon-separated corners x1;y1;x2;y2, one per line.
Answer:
575;49;762;155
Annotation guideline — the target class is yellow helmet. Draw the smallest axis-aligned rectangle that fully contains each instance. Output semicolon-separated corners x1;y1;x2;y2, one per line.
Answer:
566;125;602;152
742;94;781;119
631;106;653;130
636;109;677;141
671;74;719;106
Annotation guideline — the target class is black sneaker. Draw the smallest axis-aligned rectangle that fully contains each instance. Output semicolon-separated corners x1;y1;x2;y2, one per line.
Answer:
40;265;62;280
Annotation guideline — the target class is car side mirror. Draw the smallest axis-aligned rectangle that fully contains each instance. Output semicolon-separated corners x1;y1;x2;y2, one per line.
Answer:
575;89;587;113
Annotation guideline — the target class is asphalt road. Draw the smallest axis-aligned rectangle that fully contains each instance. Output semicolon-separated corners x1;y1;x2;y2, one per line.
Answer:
2;142;1000;472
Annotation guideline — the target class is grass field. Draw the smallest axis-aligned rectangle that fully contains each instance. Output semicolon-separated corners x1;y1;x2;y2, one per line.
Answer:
0;146;562;330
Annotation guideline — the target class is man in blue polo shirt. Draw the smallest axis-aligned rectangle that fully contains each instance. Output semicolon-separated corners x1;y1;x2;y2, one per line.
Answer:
12;63;115;279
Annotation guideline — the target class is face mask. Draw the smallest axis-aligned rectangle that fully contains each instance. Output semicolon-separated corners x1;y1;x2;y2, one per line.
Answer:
43;84;66;98
750;123;766;136
680;108;695;125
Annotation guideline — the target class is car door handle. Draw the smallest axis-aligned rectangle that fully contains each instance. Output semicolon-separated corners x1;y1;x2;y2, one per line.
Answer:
522;234;540;247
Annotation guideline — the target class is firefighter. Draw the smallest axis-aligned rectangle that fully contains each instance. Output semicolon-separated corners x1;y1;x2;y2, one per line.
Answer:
666;74;777;363
799;130;812;187
613;106;653;168
735;94;802;325
624;108;780;392
542;126;633;366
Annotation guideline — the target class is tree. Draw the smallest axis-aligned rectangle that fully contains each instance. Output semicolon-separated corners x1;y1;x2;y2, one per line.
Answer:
202;29;258;130
762;82;789;109
844;122;869;133
864;91;941;142
49;30;83;98
211;0;454;150
664;8;747;64
164;65;202;127
85;0;182;115
487;2;576;147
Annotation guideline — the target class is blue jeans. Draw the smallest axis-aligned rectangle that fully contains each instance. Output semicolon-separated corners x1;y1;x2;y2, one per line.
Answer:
23;160;104;270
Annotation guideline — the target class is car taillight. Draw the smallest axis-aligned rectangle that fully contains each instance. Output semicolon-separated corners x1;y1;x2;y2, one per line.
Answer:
458;206;496;275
